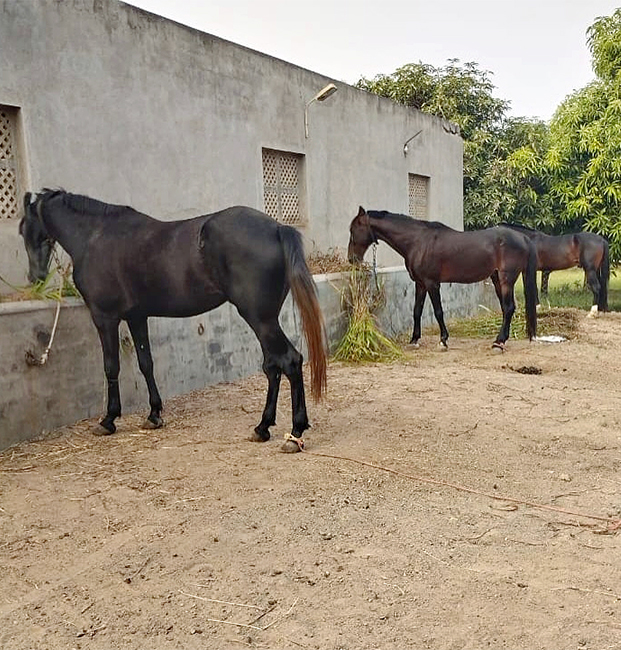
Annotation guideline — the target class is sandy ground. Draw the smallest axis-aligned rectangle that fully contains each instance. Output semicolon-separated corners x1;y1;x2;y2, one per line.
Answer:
1;309;620;650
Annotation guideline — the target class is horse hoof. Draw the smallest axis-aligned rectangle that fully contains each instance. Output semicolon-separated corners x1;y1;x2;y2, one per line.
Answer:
93;422;115;436
142;416;164;430
587;306;599;318
438;341;448;351
491;342;505;354
405;342;420;350
249;428;270;443
281;439;303;453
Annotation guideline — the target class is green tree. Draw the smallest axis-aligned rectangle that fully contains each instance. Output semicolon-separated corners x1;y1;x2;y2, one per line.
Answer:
494;118;554;228
547;8;621;261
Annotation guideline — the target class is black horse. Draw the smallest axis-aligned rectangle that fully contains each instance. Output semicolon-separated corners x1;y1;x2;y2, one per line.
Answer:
502;224;609;313
20;190;327;452
348;208;538;349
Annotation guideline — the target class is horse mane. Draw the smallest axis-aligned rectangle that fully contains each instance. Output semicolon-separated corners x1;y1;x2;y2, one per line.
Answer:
367;210;451;230
38;188;138;218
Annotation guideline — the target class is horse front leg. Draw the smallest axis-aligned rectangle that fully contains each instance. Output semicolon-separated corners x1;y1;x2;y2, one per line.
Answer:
409;282;427;346
92;314;122;434
127;316;164;429
428;284;449;349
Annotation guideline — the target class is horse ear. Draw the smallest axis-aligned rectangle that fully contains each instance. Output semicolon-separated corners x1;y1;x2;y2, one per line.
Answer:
23;192;32;211
357;206;366;217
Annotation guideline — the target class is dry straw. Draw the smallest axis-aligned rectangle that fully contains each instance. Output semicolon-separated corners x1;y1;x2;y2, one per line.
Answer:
333;265;404;363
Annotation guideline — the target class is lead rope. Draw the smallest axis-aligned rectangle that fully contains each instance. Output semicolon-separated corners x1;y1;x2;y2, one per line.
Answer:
371;241;379;292
301;449;621;531
283;432;305;450
35;246;65;366
38;299;61;365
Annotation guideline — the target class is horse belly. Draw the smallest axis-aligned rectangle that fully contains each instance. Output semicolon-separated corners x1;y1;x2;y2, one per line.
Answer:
439;256;494;284
149;292;226;318
545;251;580;271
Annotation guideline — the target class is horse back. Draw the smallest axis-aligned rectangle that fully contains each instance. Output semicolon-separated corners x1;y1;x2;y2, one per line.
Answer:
412;228;518;283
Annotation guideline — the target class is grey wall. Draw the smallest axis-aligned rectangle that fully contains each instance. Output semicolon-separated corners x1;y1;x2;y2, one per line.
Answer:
0;0;463;287
0;270;495;450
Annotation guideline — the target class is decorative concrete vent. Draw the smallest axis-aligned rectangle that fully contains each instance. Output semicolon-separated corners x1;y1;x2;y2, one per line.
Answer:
262;148;304;226
408;173;429;220
0;107;19;220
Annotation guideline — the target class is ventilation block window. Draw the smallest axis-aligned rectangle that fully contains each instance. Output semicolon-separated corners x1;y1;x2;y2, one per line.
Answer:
262;148;305;226
408;173;429;220
0;105;20;220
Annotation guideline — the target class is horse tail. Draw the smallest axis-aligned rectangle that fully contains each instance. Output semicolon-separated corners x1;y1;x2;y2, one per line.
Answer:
523;240;538;340
598;238;610;311
277;225;328;400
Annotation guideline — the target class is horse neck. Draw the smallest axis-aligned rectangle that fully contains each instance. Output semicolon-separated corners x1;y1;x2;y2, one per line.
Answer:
369;216;415;259
42;203;93;261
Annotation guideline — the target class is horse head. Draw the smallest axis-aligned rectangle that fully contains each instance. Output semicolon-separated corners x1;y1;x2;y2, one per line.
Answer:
348;206;377;263
19;192;54;283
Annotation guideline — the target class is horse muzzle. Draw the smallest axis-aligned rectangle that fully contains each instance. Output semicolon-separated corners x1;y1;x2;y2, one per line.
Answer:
347;245;364;264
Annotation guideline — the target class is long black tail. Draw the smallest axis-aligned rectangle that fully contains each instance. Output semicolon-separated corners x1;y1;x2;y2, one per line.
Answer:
598;239;610;311
522;240;538;340
278;225;328;400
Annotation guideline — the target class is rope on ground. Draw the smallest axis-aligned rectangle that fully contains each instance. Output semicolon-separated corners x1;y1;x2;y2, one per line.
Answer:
303;449;621;531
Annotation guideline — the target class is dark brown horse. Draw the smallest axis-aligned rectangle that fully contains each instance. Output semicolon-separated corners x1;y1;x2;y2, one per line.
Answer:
348;208;538;349
502;224;609;313
20;190;327;452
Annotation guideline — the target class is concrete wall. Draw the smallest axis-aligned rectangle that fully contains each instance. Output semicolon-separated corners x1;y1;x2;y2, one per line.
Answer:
0;0;463;287
0;270;495;450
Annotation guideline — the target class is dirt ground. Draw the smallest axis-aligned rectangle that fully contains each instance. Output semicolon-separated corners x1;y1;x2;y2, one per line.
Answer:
1;309;620;650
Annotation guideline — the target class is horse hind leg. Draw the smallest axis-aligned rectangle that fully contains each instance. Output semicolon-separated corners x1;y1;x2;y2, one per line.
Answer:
493;274;517;350
279;343;309;453
250;319;309;453
584;268;601;317
249;360;281;442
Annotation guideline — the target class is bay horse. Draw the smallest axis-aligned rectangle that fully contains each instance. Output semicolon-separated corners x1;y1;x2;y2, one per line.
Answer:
348;208;538;350
20;190;327;452
502;224;609;313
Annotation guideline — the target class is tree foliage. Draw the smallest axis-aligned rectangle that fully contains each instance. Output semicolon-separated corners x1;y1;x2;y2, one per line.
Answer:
547;8;621;261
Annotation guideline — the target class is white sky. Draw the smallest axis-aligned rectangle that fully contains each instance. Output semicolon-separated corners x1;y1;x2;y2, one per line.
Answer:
125;0;620;122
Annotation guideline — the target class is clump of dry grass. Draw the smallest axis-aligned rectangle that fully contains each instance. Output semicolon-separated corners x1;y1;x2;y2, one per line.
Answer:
333;265;404;363
444;306;581;340
307;247;351;275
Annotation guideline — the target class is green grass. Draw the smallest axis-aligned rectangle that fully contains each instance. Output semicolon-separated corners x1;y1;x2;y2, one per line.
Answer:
526;267;621;311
